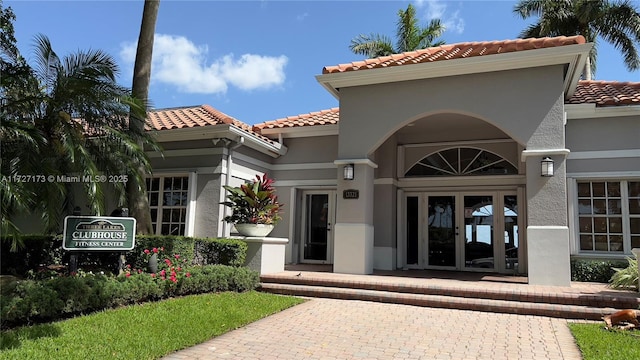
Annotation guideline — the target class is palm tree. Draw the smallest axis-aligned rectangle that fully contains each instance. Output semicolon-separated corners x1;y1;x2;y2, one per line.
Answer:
350;4;445;58
1;1;46;246
127;0;160;235
2;34;157;234
514;0;640;80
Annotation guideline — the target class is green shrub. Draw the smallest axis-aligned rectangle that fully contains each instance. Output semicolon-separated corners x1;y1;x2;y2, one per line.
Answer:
570;258;629;283
2;234;248;277
195;238;248;266
1;280;64;323
1;235;121;276
0;235;62;276
128;235;193;269
609;256;639;291
176;265;258;295
129;236;246;269
0;265;259;329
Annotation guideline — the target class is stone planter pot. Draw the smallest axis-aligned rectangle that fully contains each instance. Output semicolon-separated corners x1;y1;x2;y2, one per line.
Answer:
235;223;274;237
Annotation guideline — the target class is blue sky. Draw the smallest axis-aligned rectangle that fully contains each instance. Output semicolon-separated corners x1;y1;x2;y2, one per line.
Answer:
8;0;640;125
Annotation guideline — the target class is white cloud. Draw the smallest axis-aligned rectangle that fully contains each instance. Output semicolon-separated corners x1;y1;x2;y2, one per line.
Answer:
219;54;288;91
296;12;309;22
416;0;465;35
120;34;288;94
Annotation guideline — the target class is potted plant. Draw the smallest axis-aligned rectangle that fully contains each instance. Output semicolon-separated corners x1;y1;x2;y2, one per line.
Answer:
221;174;283;237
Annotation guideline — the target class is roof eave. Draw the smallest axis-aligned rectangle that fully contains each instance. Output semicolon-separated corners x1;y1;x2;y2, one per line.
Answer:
152;124;231;142
228;125;288;158
316;43;593;100
151;124;287;158
565;103;640;119
260;124;339;138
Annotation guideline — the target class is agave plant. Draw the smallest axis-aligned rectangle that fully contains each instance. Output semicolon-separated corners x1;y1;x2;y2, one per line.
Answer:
609;256;639;291
221;174;282;225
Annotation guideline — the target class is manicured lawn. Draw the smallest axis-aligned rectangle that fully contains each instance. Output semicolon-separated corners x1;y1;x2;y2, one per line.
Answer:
0;291;304;360
568;323;640;360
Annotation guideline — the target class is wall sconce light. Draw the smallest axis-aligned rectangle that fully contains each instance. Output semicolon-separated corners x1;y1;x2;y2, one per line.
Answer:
343;164;355;180
541;157;554;177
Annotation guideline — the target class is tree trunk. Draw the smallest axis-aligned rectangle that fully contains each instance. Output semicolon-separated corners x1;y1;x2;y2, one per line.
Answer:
127;0;160;235
584;56;592;80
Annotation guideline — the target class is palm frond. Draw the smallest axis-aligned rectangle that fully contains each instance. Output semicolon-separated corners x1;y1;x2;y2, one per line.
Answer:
31;34;60;95
416;19;445;50
396;4;419;53
2;34;159;233
514;0;549;19
349;33;394;58
594;0;640;71
514;0;640;78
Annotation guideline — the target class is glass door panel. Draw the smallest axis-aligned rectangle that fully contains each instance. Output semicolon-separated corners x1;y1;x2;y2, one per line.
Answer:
406;196;419;265
303;194;329;261
504;195;519;271
463;195;495;269
427;196;456;267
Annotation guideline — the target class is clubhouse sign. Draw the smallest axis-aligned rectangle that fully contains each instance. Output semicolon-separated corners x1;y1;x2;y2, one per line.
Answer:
63;216;136;251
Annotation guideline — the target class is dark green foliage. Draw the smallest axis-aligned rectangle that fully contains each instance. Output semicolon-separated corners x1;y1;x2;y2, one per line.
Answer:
0;265;259;329
0;235;62;275
349;4;445;58
194;237;247;267
513;0;640;78
1;235;248;276
128;235;195;269
104;274;163;306
570;258;629;283
175;265;258;295
609;256;639;291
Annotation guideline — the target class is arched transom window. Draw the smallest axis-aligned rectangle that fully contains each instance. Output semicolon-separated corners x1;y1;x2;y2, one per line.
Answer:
405;147;517;177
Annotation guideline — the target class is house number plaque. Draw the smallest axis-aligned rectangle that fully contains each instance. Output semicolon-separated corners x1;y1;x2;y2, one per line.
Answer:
343;189;359;199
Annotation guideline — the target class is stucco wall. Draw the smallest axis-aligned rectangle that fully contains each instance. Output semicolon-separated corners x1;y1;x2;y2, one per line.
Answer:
150;153;224;171
337;65;566;158
566;114;640;173
525;94;568;226
194;173;223;237
373;136;397;179
273;136;339;164
566;115;639;152
374;184;396;248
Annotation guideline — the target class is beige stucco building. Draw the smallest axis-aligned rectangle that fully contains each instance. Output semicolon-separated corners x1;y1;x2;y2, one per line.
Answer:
23;35;638;287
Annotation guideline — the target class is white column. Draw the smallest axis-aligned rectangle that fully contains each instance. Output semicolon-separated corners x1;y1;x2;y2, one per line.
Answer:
523;151;571;286
333;159;377;274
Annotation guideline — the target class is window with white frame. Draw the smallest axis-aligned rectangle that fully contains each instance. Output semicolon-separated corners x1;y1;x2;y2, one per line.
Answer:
146;176;189;235
630;181;640;249
577;180;640;253
405;147;518;177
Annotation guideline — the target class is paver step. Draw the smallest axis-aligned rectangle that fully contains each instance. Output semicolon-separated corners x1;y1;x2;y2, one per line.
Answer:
259;282;616;321
260;273;640;310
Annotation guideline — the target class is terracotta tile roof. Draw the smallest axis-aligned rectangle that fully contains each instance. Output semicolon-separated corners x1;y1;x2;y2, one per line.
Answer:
254;108;340;130
147;104;238;131
147;104;276;144
323;35;586;74
568;80;640;107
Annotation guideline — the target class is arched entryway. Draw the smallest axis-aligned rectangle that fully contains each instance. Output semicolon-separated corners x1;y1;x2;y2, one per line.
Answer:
376;113;527;274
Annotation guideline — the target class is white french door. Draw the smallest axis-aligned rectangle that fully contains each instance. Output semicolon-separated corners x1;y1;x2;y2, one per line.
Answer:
300;190;336;264
405;191;520;273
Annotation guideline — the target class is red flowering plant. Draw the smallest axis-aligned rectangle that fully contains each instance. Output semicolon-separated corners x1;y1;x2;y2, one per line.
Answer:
122;247;191;291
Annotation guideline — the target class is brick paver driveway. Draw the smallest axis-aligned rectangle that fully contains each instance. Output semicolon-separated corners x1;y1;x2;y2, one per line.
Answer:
163;298;584;360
